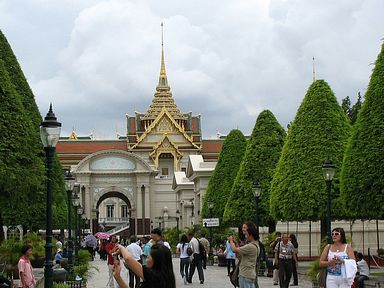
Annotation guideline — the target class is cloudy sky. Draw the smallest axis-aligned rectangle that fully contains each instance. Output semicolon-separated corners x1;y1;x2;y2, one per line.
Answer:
1;0;383;139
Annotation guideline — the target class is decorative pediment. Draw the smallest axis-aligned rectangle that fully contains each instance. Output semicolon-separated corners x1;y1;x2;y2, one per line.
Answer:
130;107;200;150
149;134;183;169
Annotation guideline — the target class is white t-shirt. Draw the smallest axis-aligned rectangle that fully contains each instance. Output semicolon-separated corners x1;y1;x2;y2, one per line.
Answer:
127;243;143;261
164;241;171;250
189;237;200;254
357;259;369;277
177;243;190;259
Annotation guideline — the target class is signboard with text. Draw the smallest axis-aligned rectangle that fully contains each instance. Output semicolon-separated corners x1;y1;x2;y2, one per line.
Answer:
202;218;220;227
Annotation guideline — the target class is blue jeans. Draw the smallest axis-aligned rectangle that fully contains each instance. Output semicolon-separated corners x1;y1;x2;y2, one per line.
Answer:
180;257;190;279
239;275;255;288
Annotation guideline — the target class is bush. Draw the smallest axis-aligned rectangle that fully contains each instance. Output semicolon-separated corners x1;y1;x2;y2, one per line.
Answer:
0;239;23;265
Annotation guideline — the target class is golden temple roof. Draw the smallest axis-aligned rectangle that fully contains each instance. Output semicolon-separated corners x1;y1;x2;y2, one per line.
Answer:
142;23;186;120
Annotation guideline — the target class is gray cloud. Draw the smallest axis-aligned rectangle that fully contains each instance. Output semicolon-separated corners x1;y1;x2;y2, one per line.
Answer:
1;0;383;139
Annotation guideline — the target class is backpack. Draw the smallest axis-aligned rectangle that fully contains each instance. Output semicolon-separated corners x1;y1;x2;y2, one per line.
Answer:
198;239;206;255
258;241;266;262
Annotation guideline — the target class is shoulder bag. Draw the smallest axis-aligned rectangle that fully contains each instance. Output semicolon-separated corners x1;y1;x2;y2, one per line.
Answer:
318;244;330;288
229;259;240;287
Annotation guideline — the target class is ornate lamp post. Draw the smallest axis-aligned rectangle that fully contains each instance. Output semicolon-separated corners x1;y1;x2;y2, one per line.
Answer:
40;104;61;288
77;205;84;250
252;180;261;238
176;209;180;232
72;184;80;257
64;171;75;274
322;159;335;244
208;201;214;243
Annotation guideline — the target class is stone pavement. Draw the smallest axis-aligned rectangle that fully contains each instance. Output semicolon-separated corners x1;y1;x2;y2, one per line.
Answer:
87;255;313;288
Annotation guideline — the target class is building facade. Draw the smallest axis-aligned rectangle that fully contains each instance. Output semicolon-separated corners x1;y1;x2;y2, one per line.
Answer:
56;44;222;237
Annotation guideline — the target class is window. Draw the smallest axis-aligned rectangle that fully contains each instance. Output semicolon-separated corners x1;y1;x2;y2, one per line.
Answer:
181;167;186;173
107;205;114;219
162;167;169;176
121;205;129;219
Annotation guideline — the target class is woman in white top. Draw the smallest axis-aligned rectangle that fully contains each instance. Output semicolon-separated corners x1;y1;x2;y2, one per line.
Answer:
176;234;190;285
320;227;355;288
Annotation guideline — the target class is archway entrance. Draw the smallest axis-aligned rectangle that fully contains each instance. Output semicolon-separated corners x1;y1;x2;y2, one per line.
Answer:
95;191;134;237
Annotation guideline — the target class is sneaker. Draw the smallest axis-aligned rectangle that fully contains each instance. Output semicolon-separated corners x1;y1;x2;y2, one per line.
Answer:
273;282;278;285
200;280;204;284
183;276;188;285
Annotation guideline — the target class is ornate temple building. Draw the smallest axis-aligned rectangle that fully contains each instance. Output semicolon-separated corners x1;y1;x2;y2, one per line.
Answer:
56;42;223;237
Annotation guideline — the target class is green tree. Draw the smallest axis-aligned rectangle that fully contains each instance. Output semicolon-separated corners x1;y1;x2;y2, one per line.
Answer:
0;30;67;236
223;110;286;228
201;129;247;224
0;58;43;237
350;92;363;125
270;80;351;229
341;93;363;125
340;43;384;219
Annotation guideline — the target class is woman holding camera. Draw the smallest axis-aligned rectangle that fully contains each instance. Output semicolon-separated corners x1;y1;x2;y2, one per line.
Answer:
112;243;175;288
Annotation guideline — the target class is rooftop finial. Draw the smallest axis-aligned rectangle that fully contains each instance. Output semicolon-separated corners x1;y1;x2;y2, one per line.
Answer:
158;22;168;88
161;22;164;47
312;56;316;82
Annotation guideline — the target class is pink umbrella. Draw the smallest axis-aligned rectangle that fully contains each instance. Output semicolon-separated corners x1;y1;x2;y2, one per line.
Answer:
95;232;111;240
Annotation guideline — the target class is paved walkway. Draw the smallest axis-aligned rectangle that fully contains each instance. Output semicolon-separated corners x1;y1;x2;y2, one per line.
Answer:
87;255;313;288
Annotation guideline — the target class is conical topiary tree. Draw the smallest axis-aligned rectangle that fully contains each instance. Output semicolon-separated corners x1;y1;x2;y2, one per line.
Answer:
0;58;43;236
223;110;286;229
340;42;384;219
270;80;351;231
201;129;247;224
0;30;68;233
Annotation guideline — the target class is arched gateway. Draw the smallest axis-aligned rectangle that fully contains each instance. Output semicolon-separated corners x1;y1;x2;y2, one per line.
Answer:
74;150;157;237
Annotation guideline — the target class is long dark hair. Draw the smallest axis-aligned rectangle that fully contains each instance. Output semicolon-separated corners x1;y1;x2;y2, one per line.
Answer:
244;221;259;240
289;233;298;248
180;234;188;248
150;244;176;288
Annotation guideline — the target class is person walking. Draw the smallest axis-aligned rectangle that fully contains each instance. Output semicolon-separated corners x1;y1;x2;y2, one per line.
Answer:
112;243;176;288
187;231;205;284
126;236;143;288
141;236;152;266
199;233;210;269
106;235;120;288
289;234;299;286
18;244;36;288
176;234;191;285
320;227;356;288
274;233;297;288
229;222;259;288
270;232;281;285
224;235;236;276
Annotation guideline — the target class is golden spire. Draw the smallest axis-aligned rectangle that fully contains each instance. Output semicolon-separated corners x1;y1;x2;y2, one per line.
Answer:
158;22;169;89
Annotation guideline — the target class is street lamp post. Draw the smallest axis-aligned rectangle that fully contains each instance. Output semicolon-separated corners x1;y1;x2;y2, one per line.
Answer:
252;180;261;238
77;205;84;249
176;209;180;232
208;201;214;243
64;171;75;274
40;104;61;288
322;159;335;244
72;184;80;257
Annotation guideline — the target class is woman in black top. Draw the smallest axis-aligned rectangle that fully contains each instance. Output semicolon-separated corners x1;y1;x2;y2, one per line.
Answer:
113;243;176;288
